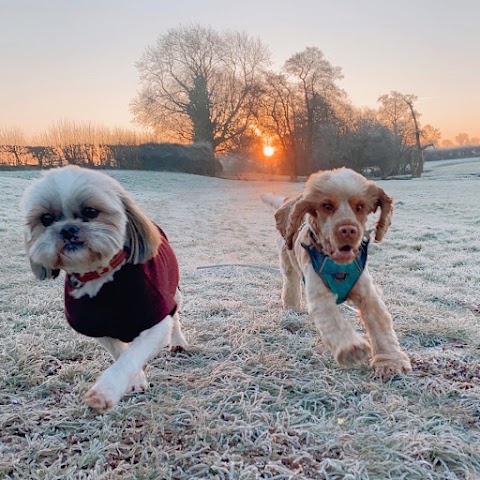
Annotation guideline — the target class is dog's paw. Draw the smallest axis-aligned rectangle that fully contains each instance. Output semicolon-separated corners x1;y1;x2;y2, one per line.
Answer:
334;336;371;366
170;345;187;354
170;335;188;353
128;370;148;393
84;383;121;413
84;372;126;413
282;303;302;312
371;351;412;379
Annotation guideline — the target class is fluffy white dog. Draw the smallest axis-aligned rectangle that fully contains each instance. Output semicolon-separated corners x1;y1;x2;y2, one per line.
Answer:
22;166;188;412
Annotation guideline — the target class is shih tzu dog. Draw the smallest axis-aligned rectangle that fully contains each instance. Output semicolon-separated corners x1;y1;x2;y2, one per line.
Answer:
21;166;188;412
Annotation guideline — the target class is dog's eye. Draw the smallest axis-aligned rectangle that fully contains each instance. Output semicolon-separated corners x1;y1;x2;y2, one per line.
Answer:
81;207;100;220
356;204;364;212
323;203;334;212
40;213;56;227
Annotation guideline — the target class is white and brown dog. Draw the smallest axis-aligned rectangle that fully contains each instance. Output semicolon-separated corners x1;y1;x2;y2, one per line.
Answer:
22;166;188;412
262;168;411;378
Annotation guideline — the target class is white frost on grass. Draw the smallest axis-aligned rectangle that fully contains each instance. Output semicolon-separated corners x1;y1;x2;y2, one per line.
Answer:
0;160;479;479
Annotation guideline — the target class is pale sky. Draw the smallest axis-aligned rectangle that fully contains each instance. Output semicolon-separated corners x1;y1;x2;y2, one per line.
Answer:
1;0;479;141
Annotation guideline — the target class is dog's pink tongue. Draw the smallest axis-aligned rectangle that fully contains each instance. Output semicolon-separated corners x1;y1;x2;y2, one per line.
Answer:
331;248;356;264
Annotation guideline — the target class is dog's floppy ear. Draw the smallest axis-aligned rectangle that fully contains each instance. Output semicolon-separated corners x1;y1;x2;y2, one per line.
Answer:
23;227;60;280
275;193;314;250
372;186;393;242
29;261;60;280
119;190;161;264
274;193;302;240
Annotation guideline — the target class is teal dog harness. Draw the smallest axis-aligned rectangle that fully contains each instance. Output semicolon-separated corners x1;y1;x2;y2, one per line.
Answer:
302;239;369;304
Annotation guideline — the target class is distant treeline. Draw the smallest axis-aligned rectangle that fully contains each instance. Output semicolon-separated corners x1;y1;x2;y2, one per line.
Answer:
0;142;221;176
424;145;480;162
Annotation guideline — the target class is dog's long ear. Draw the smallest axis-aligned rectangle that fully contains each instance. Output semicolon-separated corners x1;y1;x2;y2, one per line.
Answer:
29;260;60;280
372;186;393;242
275;194;314;250
274;193;302;241
285;198;316;249
23;228;60;280
119;190;161;264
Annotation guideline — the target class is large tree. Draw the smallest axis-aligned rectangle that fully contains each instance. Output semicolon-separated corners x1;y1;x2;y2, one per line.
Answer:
377;92;443;177
284;47;345;172
421;124;442;147
131;25;270;152
377;91;422;175
343;114;403;178
258;47;345;177
259;71;302;179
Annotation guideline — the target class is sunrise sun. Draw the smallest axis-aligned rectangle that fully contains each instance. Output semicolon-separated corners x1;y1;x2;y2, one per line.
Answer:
263;145;275;157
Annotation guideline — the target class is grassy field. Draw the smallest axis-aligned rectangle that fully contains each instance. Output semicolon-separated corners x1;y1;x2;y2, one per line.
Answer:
1;160;479;479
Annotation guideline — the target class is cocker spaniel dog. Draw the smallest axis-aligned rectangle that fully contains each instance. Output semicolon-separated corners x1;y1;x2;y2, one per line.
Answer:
262;168;411;378
22;166;188;412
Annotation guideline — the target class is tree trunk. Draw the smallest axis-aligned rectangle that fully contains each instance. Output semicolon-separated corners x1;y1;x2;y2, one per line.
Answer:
286;145;299;181
404;98;424;178
187;74;215;146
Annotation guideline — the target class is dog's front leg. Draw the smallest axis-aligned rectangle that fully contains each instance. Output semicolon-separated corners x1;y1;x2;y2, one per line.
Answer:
349;268;411;378
84;316;173;412
96;337;148;392
304;266;371;366
280;247;302;310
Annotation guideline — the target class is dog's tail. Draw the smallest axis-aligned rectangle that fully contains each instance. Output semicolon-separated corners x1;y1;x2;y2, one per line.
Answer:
260;193;285;210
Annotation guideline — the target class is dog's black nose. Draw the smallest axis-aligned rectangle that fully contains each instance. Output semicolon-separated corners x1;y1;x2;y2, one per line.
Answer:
60;225;80;240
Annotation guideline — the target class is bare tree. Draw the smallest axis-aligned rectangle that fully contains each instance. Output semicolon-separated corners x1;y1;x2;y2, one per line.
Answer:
284;47;345;171
377;92;416;140
352;117;403;178
131;24;270;152
455;132;470;146
38;119;84;165
259;71;302;179
256;48;345;178
421;124;442;147
377;92;419;175
0;126;26;146
0;127;27;166
377;92;443;177
403;96;424;177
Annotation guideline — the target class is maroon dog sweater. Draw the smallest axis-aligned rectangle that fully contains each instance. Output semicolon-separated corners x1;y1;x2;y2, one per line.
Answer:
64;229;179;343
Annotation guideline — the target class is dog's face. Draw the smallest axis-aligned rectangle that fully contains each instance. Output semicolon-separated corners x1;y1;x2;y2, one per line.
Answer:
277;168;393;264
22;166;161;279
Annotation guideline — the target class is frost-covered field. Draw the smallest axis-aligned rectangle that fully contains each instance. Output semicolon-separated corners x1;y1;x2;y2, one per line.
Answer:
1;160;479;479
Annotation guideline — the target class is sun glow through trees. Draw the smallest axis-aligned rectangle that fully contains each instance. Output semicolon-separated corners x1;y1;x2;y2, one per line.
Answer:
263;145;274;157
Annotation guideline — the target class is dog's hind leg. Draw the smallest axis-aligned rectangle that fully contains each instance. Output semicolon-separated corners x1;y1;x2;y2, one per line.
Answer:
96;337;128;359
170;288;188;351
170;313;188;352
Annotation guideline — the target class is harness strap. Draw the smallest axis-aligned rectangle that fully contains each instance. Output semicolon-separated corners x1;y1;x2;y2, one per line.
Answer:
302;239;369;304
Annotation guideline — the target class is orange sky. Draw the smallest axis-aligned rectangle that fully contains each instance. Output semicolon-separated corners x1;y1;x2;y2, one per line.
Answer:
1;0;479;142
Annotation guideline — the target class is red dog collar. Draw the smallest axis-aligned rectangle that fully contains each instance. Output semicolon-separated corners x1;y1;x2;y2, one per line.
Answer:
68;250;127;288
